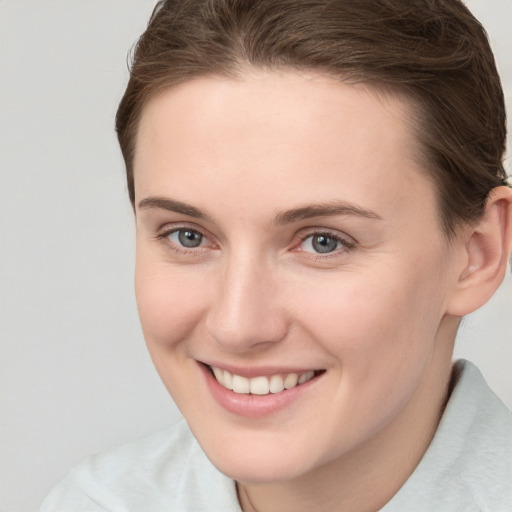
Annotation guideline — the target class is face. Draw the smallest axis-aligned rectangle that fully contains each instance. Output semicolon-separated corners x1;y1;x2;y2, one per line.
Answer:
133;71;461;484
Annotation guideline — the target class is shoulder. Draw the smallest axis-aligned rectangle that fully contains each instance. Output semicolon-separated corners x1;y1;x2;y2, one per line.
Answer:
442;360;512;509
39;419;240;512
383;360;512;512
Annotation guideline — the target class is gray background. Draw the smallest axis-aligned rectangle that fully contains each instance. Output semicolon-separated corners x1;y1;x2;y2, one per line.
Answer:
0;1;510;510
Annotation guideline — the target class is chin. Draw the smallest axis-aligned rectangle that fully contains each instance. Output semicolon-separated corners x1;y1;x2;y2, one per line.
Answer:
192;426;327;484
210;450;313;484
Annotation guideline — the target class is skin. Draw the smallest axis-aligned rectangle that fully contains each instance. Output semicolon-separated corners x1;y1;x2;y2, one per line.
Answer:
132;71;508;511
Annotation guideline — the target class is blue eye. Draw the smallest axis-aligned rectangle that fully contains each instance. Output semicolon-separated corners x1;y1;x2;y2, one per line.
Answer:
168;229;205;248
300;233;351;254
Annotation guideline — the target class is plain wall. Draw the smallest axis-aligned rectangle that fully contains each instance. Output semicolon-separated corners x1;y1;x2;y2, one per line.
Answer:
0;1;510;511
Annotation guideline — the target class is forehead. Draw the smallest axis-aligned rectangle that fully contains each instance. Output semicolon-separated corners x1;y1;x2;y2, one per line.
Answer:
136;71;415;158
133;71;435;226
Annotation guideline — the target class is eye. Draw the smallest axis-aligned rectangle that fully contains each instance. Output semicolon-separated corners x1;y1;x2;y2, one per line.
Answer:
299;232;354;254
167;229;207;248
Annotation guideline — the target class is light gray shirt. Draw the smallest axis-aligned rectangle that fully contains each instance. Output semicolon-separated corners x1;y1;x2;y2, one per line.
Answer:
39;360;512;511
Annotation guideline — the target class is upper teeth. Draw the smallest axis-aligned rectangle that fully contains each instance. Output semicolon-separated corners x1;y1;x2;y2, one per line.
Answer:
211;366;316;395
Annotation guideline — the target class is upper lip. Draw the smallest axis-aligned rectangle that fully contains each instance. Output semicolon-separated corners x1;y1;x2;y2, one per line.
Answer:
199;360;324;378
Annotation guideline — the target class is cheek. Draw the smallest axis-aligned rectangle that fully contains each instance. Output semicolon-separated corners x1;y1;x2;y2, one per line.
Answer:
291;272;428;348
290;261;447;392
134;256;212;412
134;255;207;349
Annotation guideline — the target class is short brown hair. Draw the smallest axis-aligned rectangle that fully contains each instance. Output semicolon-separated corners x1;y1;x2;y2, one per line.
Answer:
116;0;509;236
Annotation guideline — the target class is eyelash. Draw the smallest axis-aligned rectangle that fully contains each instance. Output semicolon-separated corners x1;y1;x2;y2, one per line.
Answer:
156;226;356;257
157;226;213;255
296;230;356;257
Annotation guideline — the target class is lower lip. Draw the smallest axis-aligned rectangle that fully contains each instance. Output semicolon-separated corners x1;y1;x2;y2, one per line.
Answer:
199;363;323;418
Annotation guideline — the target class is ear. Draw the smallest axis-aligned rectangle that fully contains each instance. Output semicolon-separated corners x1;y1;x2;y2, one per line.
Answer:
447;186;512;317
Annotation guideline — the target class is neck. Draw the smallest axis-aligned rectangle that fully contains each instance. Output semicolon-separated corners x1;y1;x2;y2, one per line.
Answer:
237;318;458;512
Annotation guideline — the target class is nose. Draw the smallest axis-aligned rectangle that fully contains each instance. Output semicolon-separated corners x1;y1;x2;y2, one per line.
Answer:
205;252;289;353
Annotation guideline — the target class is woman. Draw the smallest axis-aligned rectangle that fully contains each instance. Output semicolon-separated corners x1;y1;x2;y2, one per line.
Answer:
41;0;512;510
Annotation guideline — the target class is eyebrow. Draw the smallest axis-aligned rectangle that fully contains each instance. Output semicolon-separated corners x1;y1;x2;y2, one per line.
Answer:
138;197;210;220
273;201;383;225
138;196;382;224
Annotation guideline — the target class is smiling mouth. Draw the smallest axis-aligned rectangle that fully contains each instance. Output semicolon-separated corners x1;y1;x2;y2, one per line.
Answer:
208;365;325;396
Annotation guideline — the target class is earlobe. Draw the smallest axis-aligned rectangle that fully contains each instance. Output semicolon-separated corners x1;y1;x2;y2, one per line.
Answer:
447;186;512;317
